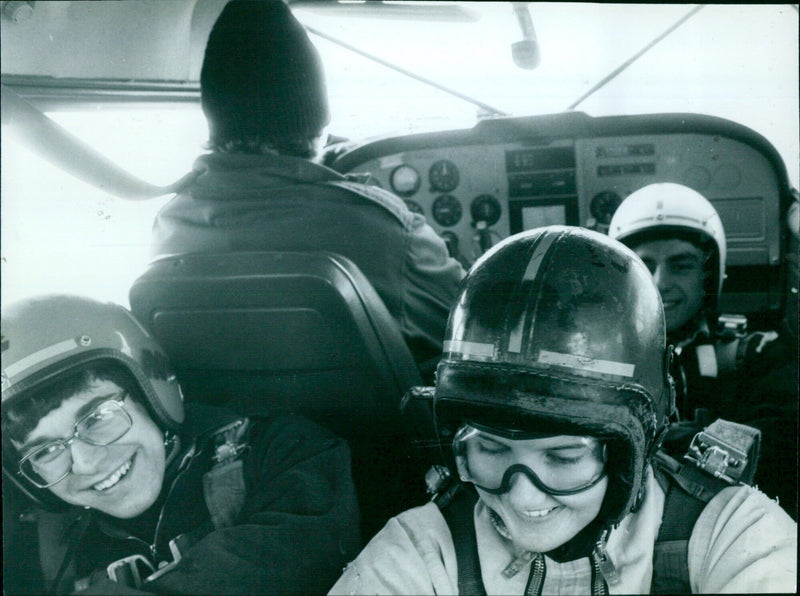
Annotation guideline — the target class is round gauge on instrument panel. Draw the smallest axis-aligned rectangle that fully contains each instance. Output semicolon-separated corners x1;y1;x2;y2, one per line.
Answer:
470;194;502;226
432;195;463;227
590;191;622;225
429;160;460;192
404;199;425;216
389;164;421;196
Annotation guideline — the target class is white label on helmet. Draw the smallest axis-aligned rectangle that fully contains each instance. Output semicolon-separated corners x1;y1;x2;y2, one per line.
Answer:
508;233;559;353
3;338;80;383
538;350;635;377
507;317;525;353
444;340;495;359
522;233;557;280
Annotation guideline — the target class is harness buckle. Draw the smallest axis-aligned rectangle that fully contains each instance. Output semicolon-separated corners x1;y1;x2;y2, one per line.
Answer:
425;465;452;497
210;419;250;465
716;313;748;339
685;419;760;484
107;554;155;588
106;536;187;588
144;536;184;582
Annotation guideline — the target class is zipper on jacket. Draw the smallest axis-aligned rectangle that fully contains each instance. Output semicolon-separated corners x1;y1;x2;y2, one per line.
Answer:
590;550;609;595
590;529;618;595
523;553;545;596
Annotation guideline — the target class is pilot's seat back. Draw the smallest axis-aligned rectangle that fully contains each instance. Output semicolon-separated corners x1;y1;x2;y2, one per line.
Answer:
129;251;430;541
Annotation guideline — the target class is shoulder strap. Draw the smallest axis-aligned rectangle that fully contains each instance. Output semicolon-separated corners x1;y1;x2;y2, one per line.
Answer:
650;419;758;596
713;336;740;374
651;452;715;595
43;509;93;594
439;485;486;596
96;417;252;591
201;417;251;529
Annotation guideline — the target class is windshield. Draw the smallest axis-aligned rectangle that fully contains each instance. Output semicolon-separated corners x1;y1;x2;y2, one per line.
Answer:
2;2;798;306
298;3;798;172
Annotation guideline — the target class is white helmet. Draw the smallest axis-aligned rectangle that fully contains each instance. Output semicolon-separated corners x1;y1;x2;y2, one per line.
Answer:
608;183;726;302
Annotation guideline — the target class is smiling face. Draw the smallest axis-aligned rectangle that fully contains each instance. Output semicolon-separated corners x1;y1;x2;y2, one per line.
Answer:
14;378;166;518
633;238;707;334
456;429;608;553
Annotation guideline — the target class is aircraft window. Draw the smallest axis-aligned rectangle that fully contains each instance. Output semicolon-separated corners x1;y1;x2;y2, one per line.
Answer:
1;3;797;306
1;107;206;306
297;3;799;183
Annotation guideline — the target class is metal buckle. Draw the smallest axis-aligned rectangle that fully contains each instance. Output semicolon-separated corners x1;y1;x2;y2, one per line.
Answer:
685;421;750;483
106;537;185;587
425;465;452;497
210;419;249;465
717;313;748;338
144;537;184;582
107;554;155;588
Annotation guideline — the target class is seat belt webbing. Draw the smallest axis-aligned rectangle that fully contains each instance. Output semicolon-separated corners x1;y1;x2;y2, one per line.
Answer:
441;487;486;596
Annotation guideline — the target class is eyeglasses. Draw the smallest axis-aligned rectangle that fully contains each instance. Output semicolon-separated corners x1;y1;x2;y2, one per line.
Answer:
452;424;607;496
18;396;132;488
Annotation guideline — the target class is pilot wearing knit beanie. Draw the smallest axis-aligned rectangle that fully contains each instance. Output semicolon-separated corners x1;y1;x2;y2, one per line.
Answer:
201;0;330;153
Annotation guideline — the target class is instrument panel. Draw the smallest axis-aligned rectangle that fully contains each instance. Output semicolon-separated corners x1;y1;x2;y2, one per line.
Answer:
333;112;794;317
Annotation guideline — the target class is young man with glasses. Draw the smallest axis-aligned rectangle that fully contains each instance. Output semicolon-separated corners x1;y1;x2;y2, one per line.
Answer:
2;295;360;595
330;226;796;594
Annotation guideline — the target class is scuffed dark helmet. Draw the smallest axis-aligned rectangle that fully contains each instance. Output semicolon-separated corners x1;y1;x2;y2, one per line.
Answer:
2;295;184;504
434;226;674;525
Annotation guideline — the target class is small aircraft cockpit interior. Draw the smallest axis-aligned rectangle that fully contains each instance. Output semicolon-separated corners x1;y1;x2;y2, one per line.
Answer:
2;2;798;594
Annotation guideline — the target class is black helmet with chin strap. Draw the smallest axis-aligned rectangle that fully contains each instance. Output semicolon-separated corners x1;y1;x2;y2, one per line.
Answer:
433;226;674;526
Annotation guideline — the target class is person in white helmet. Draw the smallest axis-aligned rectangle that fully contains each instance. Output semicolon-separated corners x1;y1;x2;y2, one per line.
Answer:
329;226;796;595
608;182;797;519
2;295;360;595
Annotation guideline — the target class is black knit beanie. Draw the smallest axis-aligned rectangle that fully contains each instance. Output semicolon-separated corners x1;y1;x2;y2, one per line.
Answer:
201;0;330;145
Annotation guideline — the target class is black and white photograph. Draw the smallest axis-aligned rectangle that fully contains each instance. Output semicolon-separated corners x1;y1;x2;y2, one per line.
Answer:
2;2;797;594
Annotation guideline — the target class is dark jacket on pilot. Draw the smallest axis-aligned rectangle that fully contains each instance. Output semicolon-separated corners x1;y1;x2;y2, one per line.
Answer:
150;1;464;381
151;153;464;381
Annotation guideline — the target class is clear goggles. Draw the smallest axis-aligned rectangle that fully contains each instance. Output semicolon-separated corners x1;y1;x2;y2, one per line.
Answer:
18;396;132;488
452;423;608;496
